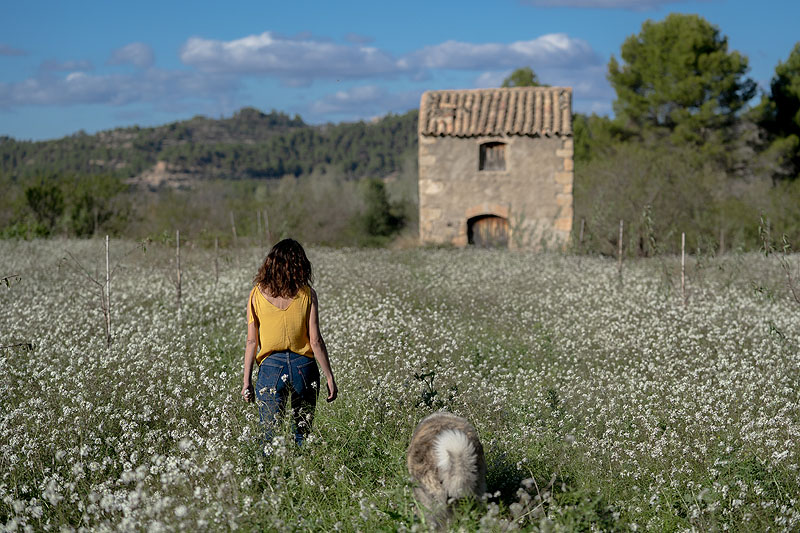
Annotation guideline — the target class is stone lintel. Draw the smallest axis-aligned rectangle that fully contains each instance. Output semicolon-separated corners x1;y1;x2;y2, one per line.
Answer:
464;203;510;220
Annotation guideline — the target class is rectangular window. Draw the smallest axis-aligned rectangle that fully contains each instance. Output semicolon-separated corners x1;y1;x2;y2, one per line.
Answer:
479;142;506;171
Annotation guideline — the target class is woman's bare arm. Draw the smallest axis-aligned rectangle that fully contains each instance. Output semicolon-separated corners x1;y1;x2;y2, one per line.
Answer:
309;288;337;402
241;294;259;403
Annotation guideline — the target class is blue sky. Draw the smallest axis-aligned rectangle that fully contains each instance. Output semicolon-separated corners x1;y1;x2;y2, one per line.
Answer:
1;0;798;140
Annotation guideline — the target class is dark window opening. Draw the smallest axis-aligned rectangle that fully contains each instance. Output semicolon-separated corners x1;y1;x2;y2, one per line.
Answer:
479;142;506;171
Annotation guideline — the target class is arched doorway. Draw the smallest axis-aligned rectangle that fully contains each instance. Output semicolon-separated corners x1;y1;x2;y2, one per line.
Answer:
467;215;509;247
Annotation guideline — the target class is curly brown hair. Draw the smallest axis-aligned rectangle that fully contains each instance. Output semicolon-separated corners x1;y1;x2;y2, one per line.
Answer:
253;238;313;298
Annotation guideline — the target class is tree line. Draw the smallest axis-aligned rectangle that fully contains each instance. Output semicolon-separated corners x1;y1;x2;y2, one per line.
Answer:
0;109;418;243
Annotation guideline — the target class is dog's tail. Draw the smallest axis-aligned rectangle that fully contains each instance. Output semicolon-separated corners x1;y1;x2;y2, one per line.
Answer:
434;428;479;499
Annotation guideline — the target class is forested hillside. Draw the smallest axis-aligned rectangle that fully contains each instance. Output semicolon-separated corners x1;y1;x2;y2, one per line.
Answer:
0;108;419;245
0;107;418;182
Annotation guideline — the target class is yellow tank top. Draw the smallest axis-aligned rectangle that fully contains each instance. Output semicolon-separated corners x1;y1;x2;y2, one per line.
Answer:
248;285;314;364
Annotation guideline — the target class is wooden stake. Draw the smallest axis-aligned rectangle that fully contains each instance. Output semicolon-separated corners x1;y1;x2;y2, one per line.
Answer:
230;211;237;241
176;230;182;319
105;235;111;350
719;227;725;256
579;218;585;245
618;219;623;275
214;237;219;288
681;232;686;306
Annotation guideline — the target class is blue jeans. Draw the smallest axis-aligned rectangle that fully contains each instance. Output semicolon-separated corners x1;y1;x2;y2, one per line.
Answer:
255;351;319;446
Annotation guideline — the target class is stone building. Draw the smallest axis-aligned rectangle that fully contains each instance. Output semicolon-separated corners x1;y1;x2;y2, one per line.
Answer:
418;87;573;249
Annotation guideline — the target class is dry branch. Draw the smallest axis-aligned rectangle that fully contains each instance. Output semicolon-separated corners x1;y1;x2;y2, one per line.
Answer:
1;274;21;289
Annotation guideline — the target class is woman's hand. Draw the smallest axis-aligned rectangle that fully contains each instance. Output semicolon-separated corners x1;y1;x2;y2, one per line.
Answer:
326;378;338;403
241;382;255;403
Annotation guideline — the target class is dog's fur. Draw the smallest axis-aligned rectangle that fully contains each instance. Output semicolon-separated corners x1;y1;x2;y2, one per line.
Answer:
407;412;487;527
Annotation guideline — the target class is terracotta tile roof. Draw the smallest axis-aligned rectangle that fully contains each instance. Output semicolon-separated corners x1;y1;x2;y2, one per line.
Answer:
419;87;572;137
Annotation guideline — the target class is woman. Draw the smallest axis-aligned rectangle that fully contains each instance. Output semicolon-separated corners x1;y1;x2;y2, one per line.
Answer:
241;238;337;446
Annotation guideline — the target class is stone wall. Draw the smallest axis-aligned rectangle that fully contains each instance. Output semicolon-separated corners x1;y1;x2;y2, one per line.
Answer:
418;134;573;249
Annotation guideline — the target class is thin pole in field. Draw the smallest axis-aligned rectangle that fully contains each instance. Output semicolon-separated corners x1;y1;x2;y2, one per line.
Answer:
257;210;262;237
230;211;237;241
105;235;111;350
577;218;586;268
681;232;686;306
618;219;623;275
263;209;271;244
176;230;182;319
719;227;725;255
214;237;219;288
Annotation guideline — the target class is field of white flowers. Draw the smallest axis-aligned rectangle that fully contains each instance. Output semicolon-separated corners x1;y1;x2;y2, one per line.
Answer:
1;238;799;532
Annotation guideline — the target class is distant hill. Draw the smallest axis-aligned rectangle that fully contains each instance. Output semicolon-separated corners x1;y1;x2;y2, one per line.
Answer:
0;107;419;187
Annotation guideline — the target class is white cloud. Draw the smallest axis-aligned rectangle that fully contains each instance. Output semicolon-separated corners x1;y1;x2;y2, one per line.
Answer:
108;42;155;69
474;71;508;88
1;29;613;123
180;31;408;83
309;85;420;118
310;85;385;114
0;68;237;109
523;0;695;10
407;34;599;71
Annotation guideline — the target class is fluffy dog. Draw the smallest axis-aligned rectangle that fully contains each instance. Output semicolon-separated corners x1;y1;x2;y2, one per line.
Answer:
406;412;487;527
